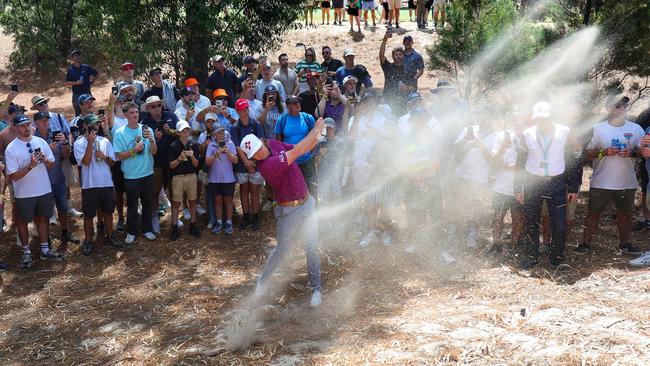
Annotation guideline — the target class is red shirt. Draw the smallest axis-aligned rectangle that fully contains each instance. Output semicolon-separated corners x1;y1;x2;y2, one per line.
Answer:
257;140;307;202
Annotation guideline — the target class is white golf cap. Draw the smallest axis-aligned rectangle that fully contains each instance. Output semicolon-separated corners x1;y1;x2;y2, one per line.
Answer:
531;101;553;120
343;48;355;57
343;75;358;85
145;95;162;105
240;134;263;159
204;112;218;121
176;120;191;131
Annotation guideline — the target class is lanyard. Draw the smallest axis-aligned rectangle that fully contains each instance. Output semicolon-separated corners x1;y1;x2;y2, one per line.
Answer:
536;127;554;177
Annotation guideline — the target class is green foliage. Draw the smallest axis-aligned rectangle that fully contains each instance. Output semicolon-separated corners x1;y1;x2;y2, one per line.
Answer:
0;0;304;83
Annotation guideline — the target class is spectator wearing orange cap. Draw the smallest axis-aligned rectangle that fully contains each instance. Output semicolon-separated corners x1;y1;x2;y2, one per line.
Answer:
206;55;240;106
175;78;211;111
197;89;239;133
115;62;145;106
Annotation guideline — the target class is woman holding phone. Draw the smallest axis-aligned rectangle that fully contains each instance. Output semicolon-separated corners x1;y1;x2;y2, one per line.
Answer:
258;85;284;139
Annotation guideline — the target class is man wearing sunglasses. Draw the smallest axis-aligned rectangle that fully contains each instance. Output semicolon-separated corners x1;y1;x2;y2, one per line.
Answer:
295;48;323;94
5;114;64;268
320;46;343;77
578;95;645;256
141;96;179;233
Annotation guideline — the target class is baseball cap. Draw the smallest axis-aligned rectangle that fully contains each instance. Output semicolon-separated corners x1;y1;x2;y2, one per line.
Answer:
324;117;336;129
33;111;50;121
406;92;423;106
13;114;30;126
240;134;264;159
430;79;456;94
213;124;226;133
78;94;96;104
235;99;249;111
286;95;302;104
30;95;50;110
211;55;225;62
531;101;553;119
204;113;218;121
69;49;81;56
118;84;134;94
343;75;358;85
359;90;379;103
8;104;19;114
343;48;355;57
83;114;100;126
264;85;277;94
149;67;162;76
184;78;200;88
176;120;191;132
213;89;229;99
145;96;162;105
180;87;192;97
306;71;320;80
403;35;413;42
243;55;257;64
121;62;135;71
606;95;630;108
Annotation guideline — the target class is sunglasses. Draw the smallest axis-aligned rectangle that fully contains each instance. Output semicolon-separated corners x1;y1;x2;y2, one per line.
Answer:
37;102;48;106
306;53;314;57
149;104;162;109
26;142;33;154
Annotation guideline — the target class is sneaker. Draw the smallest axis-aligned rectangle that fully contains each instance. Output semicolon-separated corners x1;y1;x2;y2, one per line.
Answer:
40;249;64;261
382;232;392;246
170;225;180;241
62;231;80;245
519;256;539;269
262;200;273;212
629;251;650;267
574;242;591;253
252;215;262;231
239;214;251;230
196;205;207;216
125;234;136;244
0;261;8;272
106;234;123;250
189;224;200;237
211;221;223;235
359;230;377;248
49;215;58;226
152;215;161;234
116;220;126;232
82;240;93;256
619;243;644;255
632;220;649;232
160;195;171;209
207;222;213;230
441;251;456;263
183;208;191;220
20;253;32;269
68;208;83;218
310;290;322;307
143;232;156;241
177;219;184;229
224;222;234;235
158;205;165;217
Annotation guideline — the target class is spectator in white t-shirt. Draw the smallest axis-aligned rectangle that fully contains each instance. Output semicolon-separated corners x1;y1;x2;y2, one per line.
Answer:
578;96;644;255
73;114;121;255
5;114;64;268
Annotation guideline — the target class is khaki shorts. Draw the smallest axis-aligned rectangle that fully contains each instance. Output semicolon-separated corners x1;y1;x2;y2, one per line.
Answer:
172;174;198;202
387;0;400;9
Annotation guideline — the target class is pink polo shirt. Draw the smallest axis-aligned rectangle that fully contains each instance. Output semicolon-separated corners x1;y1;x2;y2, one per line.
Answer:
257;140;308;202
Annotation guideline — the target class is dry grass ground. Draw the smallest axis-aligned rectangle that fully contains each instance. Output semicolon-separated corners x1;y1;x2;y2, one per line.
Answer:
0;22;650;366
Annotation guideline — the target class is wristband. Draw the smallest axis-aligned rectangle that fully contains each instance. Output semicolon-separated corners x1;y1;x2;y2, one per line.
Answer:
598;150;605;159
129;148;135;158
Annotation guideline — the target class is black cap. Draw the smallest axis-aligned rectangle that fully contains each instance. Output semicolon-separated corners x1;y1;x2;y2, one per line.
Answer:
264;85;277;94
12;114;30;126
180;87;192;97
286;95;302;104
33;111;50;121
243;55;257;64
149;67;162;77
69;49;81;56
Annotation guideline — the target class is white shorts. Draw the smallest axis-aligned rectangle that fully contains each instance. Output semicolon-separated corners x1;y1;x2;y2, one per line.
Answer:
236;171;265;185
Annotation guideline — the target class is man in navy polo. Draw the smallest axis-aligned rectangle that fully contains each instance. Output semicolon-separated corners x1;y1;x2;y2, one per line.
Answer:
65;50;98;116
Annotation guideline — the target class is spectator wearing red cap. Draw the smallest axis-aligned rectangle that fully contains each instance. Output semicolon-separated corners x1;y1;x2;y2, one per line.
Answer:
115;62;145;106
175;78;211;112
231;98;267;231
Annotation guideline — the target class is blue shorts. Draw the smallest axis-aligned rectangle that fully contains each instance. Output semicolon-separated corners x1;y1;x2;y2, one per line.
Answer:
51;182;69;213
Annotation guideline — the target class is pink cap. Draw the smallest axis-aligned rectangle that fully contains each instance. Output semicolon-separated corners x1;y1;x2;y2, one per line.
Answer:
235;98;249;111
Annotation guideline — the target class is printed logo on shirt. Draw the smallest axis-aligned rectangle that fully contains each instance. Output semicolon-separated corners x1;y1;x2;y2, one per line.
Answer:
623;132;633;142
279;151;286;163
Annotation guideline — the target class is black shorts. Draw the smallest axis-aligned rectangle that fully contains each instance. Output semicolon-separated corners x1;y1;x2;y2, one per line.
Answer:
208;182;235;197
111;161;125;193
640;160;648;194
321;1;331;8
408;0;416;9
333;0;344;8
15;193;54;223
347;7;359;16
82;187;116;218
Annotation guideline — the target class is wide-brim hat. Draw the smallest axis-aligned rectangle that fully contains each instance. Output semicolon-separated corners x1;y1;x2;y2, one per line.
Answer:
30;95;50;110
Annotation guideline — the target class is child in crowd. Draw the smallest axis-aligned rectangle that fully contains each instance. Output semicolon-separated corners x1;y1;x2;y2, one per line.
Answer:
205;125;238;235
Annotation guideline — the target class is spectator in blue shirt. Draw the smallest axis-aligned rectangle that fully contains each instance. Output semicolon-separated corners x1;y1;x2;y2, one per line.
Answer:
335;49;372;95
64;50;98;116
402;35;425;88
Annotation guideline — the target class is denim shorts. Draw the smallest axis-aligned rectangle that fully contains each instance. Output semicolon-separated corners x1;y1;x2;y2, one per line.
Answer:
51;182;69;213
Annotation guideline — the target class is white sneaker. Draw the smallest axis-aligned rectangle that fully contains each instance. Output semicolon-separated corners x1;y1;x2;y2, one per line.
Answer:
196;205;207;216
68;208;83;218
382;232;393;246
49;215;59;226
310;290;322;307
183;208;191;220
467;229;478;249
262;200;273;212
441;251;457;264
125;234;135;244
15;234;22;248
177;219;184;229
629;251;650;267
152;215;161;234
159;193;171;209
143;232;156;241
359;230;378;248
207;222;213;230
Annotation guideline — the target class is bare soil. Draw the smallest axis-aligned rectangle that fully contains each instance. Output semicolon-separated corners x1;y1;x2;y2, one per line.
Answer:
1;22;650;366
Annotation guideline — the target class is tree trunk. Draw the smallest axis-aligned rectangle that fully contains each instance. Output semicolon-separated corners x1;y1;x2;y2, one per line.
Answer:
58;0;75;58
184;0;210;86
